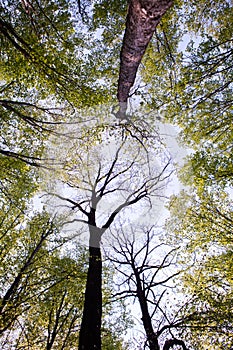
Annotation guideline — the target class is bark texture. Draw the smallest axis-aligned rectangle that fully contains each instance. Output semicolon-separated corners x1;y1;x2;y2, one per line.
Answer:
78;226;102;350
117;0;173;117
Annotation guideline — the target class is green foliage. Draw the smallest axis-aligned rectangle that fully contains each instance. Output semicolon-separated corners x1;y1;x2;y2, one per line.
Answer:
0;1;113;107
181;0;233;37
1;0;232;348
140;1;184;110
173;31;233;189
158;7;233;346
9;253;86;349
181;247;233;350
139;1;233;191
167;188;233;348
0;210;130;349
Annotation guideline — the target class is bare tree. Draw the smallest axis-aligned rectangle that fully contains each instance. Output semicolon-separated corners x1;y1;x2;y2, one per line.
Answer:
106;225;188;350
47;134;172;350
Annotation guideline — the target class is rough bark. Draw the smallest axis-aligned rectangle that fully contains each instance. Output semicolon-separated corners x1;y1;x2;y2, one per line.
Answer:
78;225;102;350
117;0;173;117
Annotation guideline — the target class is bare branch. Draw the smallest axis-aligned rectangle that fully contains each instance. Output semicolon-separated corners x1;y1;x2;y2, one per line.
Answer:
47;193;89;217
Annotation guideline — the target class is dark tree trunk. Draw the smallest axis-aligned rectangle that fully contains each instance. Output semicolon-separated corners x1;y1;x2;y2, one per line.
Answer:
134;267;159;350
117;0;173;117
163;339;187;350
78;226;102;350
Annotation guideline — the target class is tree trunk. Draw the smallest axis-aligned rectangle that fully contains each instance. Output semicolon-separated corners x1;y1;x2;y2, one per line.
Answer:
134;267;159;350
78;226;102;350
117;0;173;117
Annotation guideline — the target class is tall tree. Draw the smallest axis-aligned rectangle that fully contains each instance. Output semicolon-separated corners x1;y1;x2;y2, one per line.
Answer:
0;215;129;350
107;225;188;350
44;123;171;349
2;1;232;349
117;0;173;117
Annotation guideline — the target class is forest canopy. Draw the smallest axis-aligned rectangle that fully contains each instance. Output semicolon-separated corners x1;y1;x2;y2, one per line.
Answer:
0;1;232;349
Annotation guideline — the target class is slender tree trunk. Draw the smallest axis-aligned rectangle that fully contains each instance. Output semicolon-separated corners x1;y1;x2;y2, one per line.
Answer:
134;267;159;350
117;0;173;117
78;226;102;350
0;227;51;318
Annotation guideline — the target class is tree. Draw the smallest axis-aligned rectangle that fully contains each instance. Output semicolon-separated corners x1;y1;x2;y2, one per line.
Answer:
129;0;233;190
172;30;233;190
1;1;232;348
116;0;173;117
0;208;129;350
0;212;59;335
43;122;172;349
0;0;119;110
1;2;173;347
161;3;233;341
167;190;233;349
106;225;188;350
161;1;233;190
0;1;103;172
135;4;233;345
